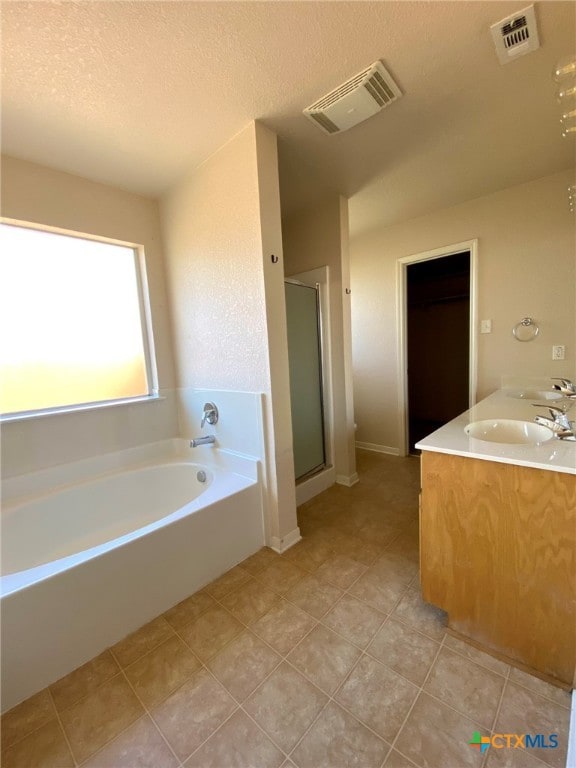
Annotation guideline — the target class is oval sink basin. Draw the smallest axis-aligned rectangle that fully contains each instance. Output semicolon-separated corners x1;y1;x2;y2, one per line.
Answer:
506;390;562;401
465;419;554;444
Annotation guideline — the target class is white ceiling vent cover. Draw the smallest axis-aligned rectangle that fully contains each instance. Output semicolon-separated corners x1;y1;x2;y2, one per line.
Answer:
490;4;540;65
303;61;402;135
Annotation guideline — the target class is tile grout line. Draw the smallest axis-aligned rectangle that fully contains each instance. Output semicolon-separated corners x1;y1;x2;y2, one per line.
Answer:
275;548;426;765
268;541;568;708
172;701;241;766
156;594;336;762
320;591;391;649
0;704;65;755
46;686;79;768
169;618;294;763
63;626;213;766
283;647;394;765
486;665;568;768
115;667;185;768
439;640;511;681
175;571;396;764
78;712;176;768
504;676;573;711
191;543;471;744
382;630;448;768
385;629;516;768
250;544;413;638
111;598;217;677
47;671;132;763
67;665;187;768
271;484;432;761
488;659;511;735
173;651;291;763
163;617;272;761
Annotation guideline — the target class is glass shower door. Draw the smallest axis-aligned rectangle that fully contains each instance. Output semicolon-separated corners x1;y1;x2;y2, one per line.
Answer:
285;280;326;481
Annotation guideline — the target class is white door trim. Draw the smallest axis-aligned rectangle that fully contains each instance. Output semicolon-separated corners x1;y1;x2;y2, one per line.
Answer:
396;239;478;457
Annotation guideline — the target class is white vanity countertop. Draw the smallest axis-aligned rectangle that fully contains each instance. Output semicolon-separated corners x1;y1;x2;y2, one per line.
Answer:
415;389;576;475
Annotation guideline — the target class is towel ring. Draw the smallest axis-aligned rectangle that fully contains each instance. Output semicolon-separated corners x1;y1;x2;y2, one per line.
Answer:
512;317;539;342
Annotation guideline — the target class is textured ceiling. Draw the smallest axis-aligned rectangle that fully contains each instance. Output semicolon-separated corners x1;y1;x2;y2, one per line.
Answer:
1;1;575;232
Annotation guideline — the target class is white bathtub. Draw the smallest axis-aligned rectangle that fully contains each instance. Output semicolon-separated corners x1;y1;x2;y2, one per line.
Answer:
1;441;264;711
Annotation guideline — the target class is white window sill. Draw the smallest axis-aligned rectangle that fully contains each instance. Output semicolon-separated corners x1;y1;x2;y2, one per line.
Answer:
0;394;165;424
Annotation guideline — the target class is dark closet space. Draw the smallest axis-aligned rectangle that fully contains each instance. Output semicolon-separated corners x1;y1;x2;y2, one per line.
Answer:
407;251;470;453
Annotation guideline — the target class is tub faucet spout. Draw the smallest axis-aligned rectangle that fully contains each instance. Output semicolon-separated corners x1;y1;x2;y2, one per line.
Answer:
190;435;216;448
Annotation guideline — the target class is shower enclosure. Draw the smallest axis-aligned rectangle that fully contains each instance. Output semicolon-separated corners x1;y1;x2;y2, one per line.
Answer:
284;279;326;481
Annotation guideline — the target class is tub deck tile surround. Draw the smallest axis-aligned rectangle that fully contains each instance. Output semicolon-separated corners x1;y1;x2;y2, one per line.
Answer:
1;451;572;768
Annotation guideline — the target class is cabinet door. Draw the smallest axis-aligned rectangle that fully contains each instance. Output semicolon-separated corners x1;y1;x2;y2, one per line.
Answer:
420;451;576;685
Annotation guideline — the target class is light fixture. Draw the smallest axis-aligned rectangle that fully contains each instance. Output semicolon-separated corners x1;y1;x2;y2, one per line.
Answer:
554;54;576;137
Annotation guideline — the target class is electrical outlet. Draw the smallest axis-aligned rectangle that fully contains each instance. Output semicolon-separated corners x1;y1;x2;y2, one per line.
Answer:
552;345;566;360
480;319;492;334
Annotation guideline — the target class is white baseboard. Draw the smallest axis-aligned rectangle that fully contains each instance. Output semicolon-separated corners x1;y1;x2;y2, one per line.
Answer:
356;441;400;456
269;527;302;554
336;472;359;487
295;466;336;506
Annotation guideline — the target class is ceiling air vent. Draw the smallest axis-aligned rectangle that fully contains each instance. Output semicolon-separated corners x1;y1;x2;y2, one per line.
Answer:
490;4;540;65
303;61;402;135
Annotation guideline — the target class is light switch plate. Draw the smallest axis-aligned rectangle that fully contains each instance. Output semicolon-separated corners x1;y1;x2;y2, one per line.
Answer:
552;345;566;360
480;319;492;334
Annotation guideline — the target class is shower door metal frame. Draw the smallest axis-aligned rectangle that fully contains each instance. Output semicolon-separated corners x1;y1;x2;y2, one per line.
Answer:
285;277;328;482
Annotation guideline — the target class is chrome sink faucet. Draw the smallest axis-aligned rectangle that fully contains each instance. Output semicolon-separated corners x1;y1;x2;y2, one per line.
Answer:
532;405;575;440
552;378;576;398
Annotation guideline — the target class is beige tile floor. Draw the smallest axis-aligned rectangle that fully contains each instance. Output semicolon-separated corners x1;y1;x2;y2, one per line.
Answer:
1;451;572;768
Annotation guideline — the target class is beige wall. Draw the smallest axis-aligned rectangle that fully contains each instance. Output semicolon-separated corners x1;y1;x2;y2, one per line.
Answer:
350;169;576;451
255;124;300;545
282;195;356;481
160;122;298;547
160;125;268;392
0;155;178;477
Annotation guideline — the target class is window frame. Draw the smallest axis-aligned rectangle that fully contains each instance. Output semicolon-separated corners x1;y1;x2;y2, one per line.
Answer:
0;217;160;422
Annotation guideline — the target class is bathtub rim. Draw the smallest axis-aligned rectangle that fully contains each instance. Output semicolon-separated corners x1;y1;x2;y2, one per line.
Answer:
1;463;257;598
2;458;216;514
1;438;259;504
1;445;262;598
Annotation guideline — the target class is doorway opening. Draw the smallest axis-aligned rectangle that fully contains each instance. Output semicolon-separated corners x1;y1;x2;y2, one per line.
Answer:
397;240;478;456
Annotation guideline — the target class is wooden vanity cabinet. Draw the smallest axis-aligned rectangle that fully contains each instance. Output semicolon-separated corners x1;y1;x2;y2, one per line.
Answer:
419;450;576;685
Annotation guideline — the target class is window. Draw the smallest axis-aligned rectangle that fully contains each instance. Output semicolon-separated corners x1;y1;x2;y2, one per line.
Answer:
0;220;157;418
